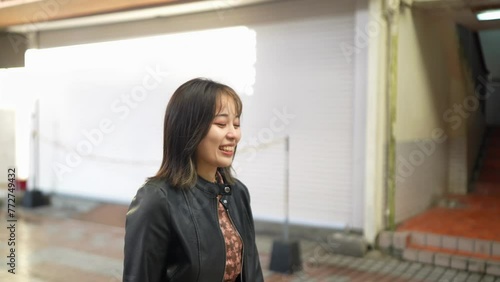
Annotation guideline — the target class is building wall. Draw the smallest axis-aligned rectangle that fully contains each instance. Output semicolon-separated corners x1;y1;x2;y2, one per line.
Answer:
394;8;451;223
393;7;487;223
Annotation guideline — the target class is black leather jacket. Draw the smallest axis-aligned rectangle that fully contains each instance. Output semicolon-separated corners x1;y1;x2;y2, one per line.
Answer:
123;176;264;282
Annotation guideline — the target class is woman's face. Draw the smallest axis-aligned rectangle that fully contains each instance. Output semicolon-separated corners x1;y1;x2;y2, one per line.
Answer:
195;95;241;176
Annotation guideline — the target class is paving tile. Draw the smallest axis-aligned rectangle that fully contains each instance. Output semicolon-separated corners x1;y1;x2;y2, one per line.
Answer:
411;232;427;246
435;253;451;268
379;265;396;274
493;242;500;257
324;255;342;265
486;261;500;276
393;232;409;250
453;271;470;282
426;266;446;281
391;249;403;259
351;257;365;266
322;275;350;282
413;272;430;280
399;271;416;279
28;261;119;282
430;266;446;274
370;261;386;269
409;261;423;268
403;248;419;262
393;262;409;274
367;261;385;272
29;248;122;277
413;265;433;279
458;237;475;253
427;233;442;248
417;250;434;264
400;265;420;277
442;235;458;251
450;256;468;270
336;256;355;267
465;273;482;282
353;260;372;271
398;261;410;268
440;268;458;281
479;275;496;282
474;240;492;256
389;268;406;276
468;259;486;273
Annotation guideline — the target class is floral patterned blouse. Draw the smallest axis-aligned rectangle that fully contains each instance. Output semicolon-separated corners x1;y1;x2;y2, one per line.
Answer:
216;173;243;282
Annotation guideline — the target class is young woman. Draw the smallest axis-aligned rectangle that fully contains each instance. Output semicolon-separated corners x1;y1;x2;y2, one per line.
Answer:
123;78;264;282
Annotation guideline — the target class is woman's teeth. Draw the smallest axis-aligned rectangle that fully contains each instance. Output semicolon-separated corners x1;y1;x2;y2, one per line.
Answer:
220;146;234;152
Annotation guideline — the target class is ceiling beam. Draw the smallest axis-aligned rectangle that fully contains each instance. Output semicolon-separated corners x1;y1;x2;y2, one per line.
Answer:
0;0;200;29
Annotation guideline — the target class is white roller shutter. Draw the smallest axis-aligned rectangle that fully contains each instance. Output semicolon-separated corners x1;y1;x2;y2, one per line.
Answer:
232;0;356;228
31;0;357;228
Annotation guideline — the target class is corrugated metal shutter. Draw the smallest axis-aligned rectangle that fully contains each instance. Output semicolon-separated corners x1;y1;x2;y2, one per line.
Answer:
34;0;356;228
230;0;356;228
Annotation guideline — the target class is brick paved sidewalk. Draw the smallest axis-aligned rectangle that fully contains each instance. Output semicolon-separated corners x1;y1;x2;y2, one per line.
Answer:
260;239;500;282
0;205;498;281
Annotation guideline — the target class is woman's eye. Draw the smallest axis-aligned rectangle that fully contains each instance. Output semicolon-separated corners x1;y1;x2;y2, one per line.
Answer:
215;123;226;127
234;124;240;128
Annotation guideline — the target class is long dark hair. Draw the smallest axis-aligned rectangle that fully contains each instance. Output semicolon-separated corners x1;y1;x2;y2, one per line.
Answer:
151;78;242;189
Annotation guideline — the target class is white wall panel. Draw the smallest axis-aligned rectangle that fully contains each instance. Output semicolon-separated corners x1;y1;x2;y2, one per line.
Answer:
0;108;16;186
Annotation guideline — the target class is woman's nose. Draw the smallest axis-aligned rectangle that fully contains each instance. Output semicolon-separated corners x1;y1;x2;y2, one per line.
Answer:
226;130;236;139
226;126;238;139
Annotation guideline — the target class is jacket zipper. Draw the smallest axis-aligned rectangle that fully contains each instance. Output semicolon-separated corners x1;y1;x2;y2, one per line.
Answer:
216;197;227;282
226;207;245;282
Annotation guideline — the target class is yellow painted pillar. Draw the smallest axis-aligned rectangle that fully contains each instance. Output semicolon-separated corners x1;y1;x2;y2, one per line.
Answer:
384;0;400;230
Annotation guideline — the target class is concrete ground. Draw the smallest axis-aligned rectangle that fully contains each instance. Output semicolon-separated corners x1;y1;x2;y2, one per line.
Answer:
0;196;498;282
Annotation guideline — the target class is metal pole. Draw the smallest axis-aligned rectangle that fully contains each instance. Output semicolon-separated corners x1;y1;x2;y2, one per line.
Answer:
23;99;49;208
269;135;301;274
33;99;40;190
284;135;289;241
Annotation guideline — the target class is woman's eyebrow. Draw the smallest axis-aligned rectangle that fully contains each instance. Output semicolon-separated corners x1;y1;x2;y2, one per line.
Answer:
214;114;240;118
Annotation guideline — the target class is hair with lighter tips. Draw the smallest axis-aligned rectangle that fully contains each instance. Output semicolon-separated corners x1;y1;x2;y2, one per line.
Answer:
151;78;242;189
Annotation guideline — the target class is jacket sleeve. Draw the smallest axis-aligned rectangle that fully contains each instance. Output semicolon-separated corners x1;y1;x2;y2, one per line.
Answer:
238;181;264;282
123;184;170;282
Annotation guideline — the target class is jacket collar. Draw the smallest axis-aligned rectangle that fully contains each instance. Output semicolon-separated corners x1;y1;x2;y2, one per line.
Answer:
195;175;232;197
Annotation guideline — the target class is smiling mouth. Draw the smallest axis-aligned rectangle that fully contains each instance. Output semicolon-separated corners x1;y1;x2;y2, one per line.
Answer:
219;146;234;152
